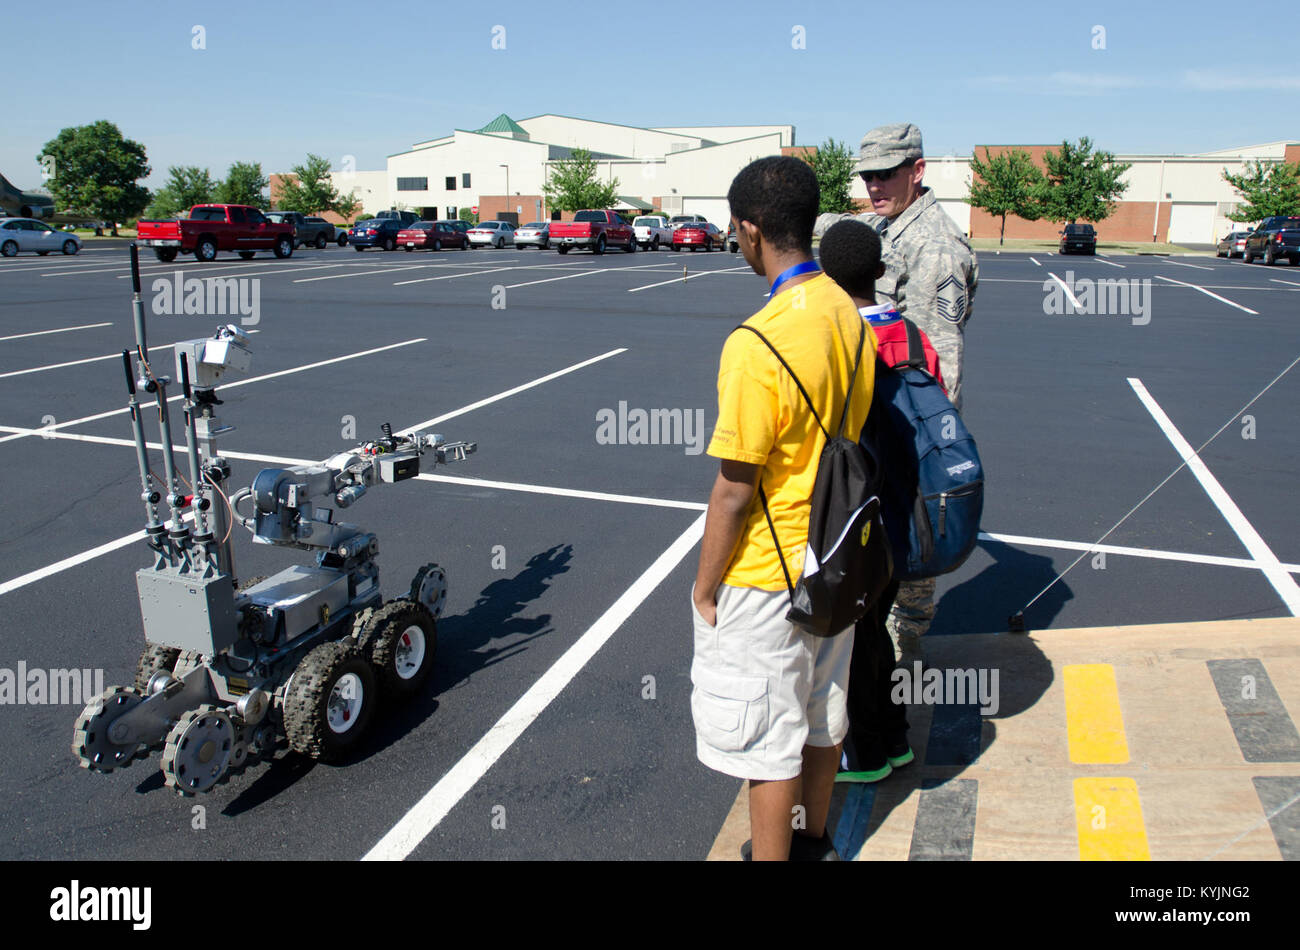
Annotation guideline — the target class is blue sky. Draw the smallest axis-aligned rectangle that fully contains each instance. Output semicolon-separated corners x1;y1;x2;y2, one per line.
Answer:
6;0;1297;190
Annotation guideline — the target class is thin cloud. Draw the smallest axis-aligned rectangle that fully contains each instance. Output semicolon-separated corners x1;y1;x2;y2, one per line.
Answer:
1182;70;1300;91
971;73;1158;95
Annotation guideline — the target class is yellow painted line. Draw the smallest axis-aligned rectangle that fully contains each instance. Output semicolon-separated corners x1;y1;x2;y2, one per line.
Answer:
1073;777;1151;860
1064;663;1129;764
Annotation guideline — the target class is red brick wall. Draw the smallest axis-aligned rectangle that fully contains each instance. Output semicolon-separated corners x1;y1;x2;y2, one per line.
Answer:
968;144;1173;242
970;202;1172;242
478;195;544;222
1285;144;1300;165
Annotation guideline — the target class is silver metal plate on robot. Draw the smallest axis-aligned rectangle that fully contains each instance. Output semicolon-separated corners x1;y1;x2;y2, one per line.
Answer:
136;569;238;654
242;565;350;641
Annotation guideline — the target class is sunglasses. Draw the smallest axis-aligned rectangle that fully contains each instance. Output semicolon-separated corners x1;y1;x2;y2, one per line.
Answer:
860;161;914;183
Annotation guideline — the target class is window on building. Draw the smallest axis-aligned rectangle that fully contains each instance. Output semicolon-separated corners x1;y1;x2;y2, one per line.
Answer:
446;177;456;191
396;177;428;191
462;173;471;188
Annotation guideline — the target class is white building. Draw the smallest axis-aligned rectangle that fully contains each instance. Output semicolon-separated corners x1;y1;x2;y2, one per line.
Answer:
325;113;795;225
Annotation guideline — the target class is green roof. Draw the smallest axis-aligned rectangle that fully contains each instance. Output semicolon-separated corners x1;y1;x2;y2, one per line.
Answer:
476;114;528;135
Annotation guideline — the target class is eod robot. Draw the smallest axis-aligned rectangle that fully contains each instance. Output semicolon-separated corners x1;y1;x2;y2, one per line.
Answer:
72;246;475;794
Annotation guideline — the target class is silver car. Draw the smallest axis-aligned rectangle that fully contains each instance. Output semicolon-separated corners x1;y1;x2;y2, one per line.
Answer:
514;221;550;249
0;217;81;257
466;220;516;248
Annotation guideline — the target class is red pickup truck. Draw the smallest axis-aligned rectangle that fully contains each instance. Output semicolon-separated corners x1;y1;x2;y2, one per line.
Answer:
550;210;636;255
136;204;296;263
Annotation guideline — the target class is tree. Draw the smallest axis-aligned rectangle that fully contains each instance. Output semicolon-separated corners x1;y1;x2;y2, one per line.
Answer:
1035;137;1131;224
458;207;478;225
804;139;856;214
38;120;150;234
543;148;618;212
214;161;269;207
333;190;362;222
967;147;1045;244
276;153;351;216
1222;160;1300;222
144;166;216;219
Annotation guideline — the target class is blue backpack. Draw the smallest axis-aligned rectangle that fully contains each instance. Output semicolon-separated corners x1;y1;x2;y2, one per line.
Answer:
861;319;983;580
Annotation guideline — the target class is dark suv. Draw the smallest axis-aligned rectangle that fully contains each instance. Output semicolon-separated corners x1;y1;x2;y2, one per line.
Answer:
1059;223;1097;255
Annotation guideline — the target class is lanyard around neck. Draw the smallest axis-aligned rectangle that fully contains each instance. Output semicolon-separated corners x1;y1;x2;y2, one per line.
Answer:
768;260;820;299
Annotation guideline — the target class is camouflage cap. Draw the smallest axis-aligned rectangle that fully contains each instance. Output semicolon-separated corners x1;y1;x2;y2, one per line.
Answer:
853;123;924;174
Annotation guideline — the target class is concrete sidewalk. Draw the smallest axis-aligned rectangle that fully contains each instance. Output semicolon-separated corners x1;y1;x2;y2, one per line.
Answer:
708;618;1300;860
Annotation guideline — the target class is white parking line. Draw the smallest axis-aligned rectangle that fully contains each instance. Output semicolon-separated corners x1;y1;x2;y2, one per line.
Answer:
1129;377;1300;615
295;265;434;283
116;262;345;281
627;265;751;293
1047;272;1082;310
1161;259;1214;270
976;531;1298;572
0;338;426;446
1094;258;1126;268
1154;275;1258;314
505;270;603;289
0;322;111;343
1029;257;1041;267
21;419;1300;571
1270;278;1300;288
393;265;521;286
400;348;626;432
0;330;260;381
363;509;707;861
0;525;152;598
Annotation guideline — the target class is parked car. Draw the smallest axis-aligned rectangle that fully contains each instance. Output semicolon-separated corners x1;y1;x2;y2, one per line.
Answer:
1242;216;1300;265
0;217;81;256
397;220;469;251
727;224;739;253
1216;231;1250;258
672;221;723;251
1058;223;1097;255
265;211;335;249
348;218;406;251
550;210;636;254
375;210;420;226
514;222;550;249
136;204;294;262
467;221;516;248
669;214;708;231
632;215;672;250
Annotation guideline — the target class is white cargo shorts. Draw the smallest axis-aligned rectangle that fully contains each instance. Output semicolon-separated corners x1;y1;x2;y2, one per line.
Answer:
690;583;854;781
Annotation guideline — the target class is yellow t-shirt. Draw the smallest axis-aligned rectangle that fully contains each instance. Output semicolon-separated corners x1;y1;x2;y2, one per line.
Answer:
708;272;876;591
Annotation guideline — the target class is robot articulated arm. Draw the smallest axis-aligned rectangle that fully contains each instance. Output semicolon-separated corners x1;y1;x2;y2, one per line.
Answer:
231;424;476;559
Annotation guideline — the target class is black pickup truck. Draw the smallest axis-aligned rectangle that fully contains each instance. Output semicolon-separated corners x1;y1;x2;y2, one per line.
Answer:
1242;215;1300;266
265;211;340;249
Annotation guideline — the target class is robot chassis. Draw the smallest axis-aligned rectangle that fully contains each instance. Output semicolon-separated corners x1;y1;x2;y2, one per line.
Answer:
72;245;476;795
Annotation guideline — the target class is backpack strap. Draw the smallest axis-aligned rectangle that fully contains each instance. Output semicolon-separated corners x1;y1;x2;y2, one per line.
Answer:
758;484;796;601
891;317;927;372
731;321;868;599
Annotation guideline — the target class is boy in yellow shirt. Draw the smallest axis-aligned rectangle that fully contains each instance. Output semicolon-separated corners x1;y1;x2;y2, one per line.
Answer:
691;156;875;861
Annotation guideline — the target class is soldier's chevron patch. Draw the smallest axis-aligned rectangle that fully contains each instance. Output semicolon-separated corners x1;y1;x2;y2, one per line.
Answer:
936;274;967;323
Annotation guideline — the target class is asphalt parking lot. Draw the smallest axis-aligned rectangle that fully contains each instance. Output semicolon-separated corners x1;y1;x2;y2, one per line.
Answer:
0;240;1297;860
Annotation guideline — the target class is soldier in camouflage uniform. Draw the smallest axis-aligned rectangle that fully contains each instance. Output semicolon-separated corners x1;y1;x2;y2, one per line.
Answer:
815;123;979;650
